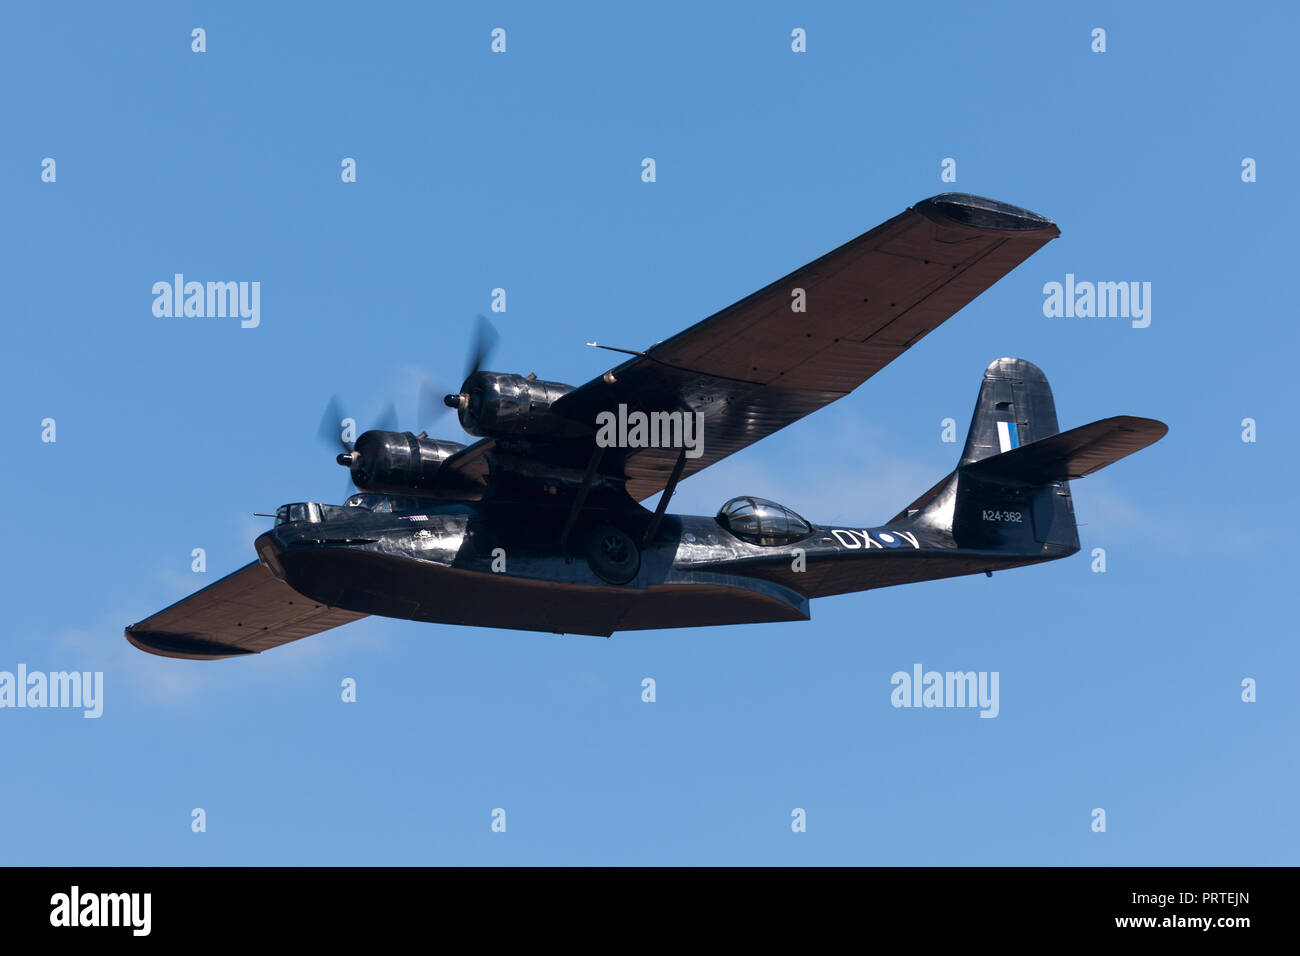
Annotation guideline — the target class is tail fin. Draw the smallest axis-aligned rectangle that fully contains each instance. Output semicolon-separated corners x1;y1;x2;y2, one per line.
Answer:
901;358;1167;557
960;357;1060;465
893;358;1060;525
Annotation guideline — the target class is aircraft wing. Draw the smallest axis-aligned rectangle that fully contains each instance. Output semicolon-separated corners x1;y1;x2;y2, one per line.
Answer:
126;561;368;660
551;193;1060;501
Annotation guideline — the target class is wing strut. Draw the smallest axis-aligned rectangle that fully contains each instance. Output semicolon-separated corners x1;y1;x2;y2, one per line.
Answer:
559;445;605;551
642;449;688;546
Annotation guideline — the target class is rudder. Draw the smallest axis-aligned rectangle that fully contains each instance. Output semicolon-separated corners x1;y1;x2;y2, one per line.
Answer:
960;357;1060;466
954;358;1077;553
907;358;1079;557
901;358;1165;563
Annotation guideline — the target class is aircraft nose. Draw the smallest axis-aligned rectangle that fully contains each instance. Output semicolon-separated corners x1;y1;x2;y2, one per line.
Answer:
254;531;286;580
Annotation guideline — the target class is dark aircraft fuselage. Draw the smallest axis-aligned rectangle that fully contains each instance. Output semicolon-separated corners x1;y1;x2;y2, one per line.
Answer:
253;490;1073;638
125;197;1168;661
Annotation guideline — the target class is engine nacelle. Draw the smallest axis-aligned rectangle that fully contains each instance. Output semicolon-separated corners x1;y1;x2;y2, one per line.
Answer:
452;372;587;439
341;431;466;495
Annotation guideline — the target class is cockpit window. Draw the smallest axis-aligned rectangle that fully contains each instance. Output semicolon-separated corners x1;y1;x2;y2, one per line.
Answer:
344;493;390;511
343;493;423;514
716;496;812;546
275;502;322;526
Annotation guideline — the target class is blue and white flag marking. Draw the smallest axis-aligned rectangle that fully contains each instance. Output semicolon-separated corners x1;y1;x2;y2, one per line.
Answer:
996;420;1020;453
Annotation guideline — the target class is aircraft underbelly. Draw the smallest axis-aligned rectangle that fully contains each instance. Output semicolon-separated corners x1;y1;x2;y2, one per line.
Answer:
275;545;809;637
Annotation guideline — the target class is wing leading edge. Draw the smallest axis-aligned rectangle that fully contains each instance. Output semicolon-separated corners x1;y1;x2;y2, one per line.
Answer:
126;561;368;660
552;193;1060;500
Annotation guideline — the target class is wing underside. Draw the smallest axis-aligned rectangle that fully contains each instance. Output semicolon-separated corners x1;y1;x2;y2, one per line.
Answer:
126;561;368;660
551;193;1061;500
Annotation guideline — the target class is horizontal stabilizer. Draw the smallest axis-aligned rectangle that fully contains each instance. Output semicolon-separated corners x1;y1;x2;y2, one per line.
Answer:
961;416;1167;485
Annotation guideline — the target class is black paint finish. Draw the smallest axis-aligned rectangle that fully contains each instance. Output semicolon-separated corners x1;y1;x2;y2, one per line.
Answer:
124;196;1167;660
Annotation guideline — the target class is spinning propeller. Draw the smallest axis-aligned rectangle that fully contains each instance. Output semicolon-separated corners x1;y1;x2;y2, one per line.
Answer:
316;315;500;494
442;314;500;413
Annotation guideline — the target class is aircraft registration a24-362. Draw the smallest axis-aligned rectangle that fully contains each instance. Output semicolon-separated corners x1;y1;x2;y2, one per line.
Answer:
126;194;1167;661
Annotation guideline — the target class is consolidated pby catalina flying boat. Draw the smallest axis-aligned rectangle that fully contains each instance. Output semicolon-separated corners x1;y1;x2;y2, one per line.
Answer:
126;193;1167;660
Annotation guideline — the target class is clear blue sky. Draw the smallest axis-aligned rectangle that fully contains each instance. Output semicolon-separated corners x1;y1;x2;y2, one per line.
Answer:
2;1;1296;865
